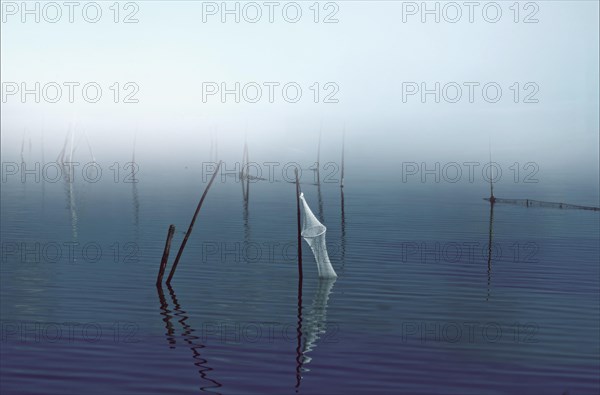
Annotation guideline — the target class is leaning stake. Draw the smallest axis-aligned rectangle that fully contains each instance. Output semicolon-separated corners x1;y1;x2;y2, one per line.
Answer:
166;161;222;285
157;224;176;286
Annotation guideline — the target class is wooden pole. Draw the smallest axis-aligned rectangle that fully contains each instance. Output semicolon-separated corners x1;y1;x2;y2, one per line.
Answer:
341;127;345;188
294;262;304;389
166;161;222;285
488;139;495;204
242;141;249;202
295;168;303;280
157;224;176;286
295;166;304;388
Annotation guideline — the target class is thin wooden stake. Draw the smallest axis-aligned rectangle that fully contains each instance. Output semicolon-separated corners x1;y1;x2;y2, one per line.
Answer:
489;139;495;204
157;224;176;286
295;168;303;280
166;161;222;285
294;167;304;387
341;126;345;188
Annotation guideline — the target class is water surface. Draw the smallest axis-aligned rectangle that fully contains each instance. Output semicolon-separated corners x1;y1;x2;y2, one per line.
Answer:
1;165;599;394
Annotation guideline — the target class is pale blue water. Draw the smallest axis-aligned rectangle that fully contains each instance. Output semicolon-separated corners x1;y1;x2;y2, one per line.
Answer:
1;161;599;394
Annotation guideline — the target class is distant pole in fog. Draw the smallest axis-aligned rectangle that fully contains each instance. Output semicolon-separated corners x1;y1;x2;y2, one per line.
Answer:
316;123;322;184
69;125;75;162
57;127;70;164
214;128;219;162
41;128;45;165
341;126;345;188
84;129;96;163
132;131;137;163
20;132;25;164
488;140;495;204
242;140;249;202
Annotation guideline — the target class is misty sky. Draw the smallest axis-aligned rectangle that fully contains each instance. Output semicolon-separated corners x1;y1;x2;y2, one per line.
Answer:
1;1;598;178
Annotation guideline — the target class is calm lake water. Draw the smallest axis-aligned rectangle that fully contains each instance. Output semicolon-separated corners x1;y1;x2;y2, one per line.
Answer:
1;161;599;395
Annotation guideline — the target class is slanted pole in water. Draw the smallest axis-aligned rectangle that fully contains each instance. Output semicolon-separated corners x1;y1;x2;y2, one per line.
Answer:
166;161;222;285
157;224;176;286
295;168;303;280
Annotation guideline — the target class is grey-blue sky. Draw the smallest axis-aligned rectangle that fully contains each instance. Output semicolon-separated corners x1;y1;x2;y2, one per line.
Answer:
1;1;598;180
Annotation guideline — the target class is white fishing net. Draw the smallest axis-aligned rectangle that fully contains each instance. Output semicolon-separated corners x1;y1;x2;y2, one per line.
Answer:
299;193;337;278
